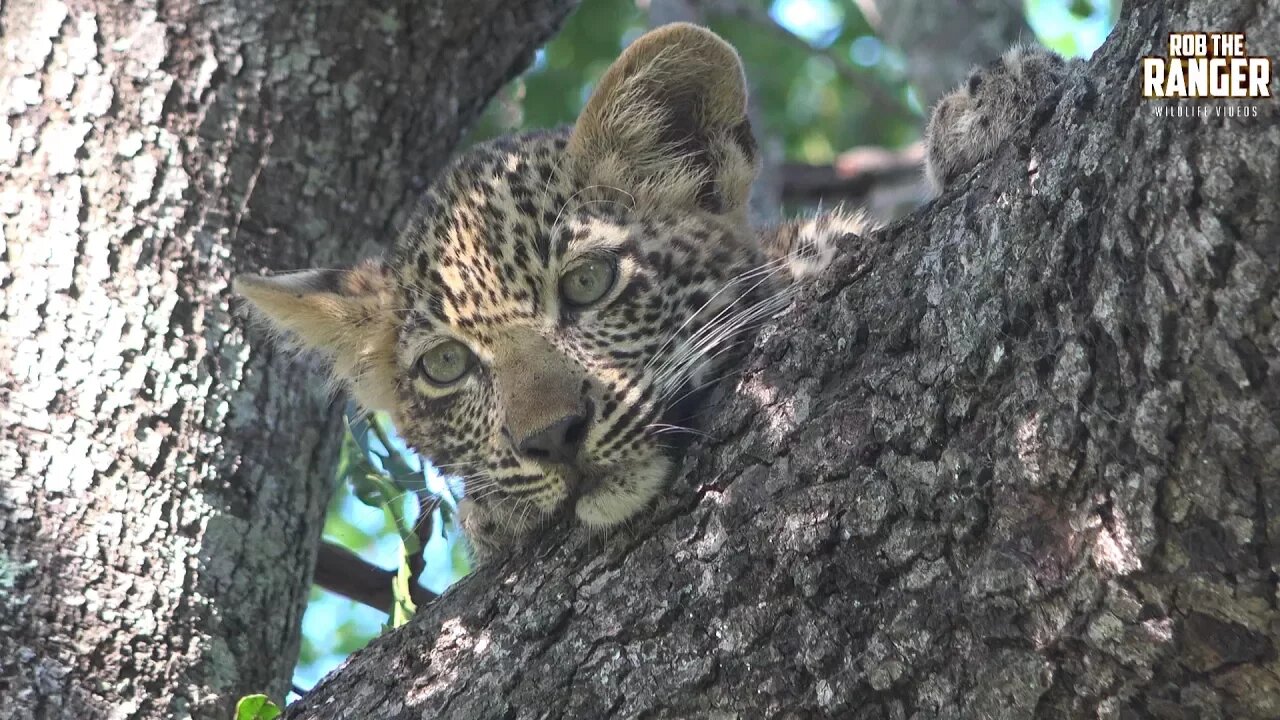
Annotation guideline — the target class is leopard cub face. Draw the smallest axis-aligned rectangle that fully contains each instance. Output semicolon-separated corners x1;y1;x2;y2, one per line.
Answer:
237;24;799;557
380;127;775;544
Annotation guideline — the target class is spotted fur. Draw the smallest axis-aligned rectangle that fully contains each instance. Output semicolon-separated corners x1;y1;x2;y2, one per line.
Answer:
925;44;1071;194
236;24;871;560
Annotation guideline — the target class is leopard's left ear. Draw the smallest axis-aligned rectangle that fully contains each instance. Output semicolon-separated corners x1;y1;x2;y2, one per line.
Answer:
569;23;757;216
234;259;399;412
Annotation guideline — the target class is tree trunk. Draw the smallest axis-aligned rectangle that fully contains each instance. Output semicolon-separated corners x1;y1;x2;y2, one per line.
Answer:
0;0;574;717
286;0;1280;718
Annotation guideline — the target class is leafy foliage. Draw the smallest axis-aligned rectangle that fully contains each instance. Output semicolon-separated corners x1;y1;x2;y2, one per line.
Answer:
235;695;282;720
293;409;467;693
470;0;916;165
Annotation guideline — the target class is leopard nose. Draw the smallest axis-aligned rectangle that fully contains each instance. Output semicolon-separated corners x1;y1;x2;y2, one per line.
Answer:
512;405;591;463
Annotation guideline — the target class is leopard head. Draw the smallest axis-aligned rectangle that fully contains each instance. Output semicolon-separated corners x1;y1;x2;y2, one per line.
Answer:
236;24;788;553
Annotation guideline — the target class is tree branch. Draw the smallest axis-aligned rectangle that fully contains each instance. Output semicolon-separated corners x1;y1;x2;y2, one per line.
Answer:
314;541;436;615
780;144;926;212
286;1;1280;717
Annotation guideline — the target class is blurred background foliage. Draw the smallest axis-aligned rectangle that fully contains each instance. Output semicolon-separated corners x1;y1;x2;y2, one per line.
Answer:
290;0;1119;700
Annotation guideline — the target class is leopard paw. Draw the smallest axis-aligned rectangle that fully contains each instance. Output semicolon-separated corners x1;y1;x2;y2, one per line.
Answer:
765;208;876;281
924;45;1071;194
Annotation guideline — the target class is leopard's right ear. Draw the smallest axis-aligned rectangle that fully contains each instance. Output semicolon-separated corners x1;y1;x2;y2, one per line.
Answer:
569;23;757;216
234;259;398;412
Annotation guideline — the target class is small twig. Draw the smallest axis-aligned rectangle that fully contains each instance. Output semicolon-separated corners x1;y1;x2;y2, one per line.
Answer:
313;540;437;615
408;494;440;586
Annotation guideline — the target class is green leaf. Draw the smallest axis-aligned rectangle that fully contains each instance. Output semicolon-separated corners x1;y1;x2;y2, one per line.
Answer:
235;695;281;720
297;633;320;666
390;544;418;628
345;410;383;464
1068;0;1094;18
437;503;452;538
385;480;422;628
333;616;379;656
333;428;356;486
451;532;472;578
351;471;388;508
1042;33;1081;58
322;509;375;552
370;414;426;494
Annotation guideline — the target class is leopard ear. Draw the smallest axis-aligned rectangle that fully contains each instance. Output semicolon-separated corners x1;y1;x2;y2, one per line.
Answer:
234;259;398;412
569;23;757;216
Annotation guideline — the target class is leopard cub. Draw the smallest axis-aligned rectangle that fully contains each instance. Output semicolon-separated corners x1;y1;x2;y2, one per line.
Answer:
236;24;868;561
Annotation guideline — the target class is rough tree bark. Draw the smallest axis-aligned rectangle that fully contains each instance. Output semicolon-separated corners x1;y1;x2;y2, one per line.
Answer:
287;0;1280;718
0;1;574;718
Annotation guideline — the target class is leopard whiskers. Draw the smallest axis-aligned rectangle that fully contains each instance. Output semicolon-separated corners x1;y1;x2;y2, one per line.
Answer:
651;280;798;399
595;283;791;454
513;495;539;536
646;306;789;433
375;463;489;507
547;183;637;248
461;482;513;506
647;291;776;398
658;297;787;392
648;258;796;385
644;254;791;372
644;423;717;441
655;352;754;411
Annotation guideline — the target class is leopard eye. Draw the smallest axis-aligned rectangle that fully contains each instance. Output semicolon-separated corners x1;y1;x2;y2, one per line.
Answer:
417;340;475;385
559;257;617;308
